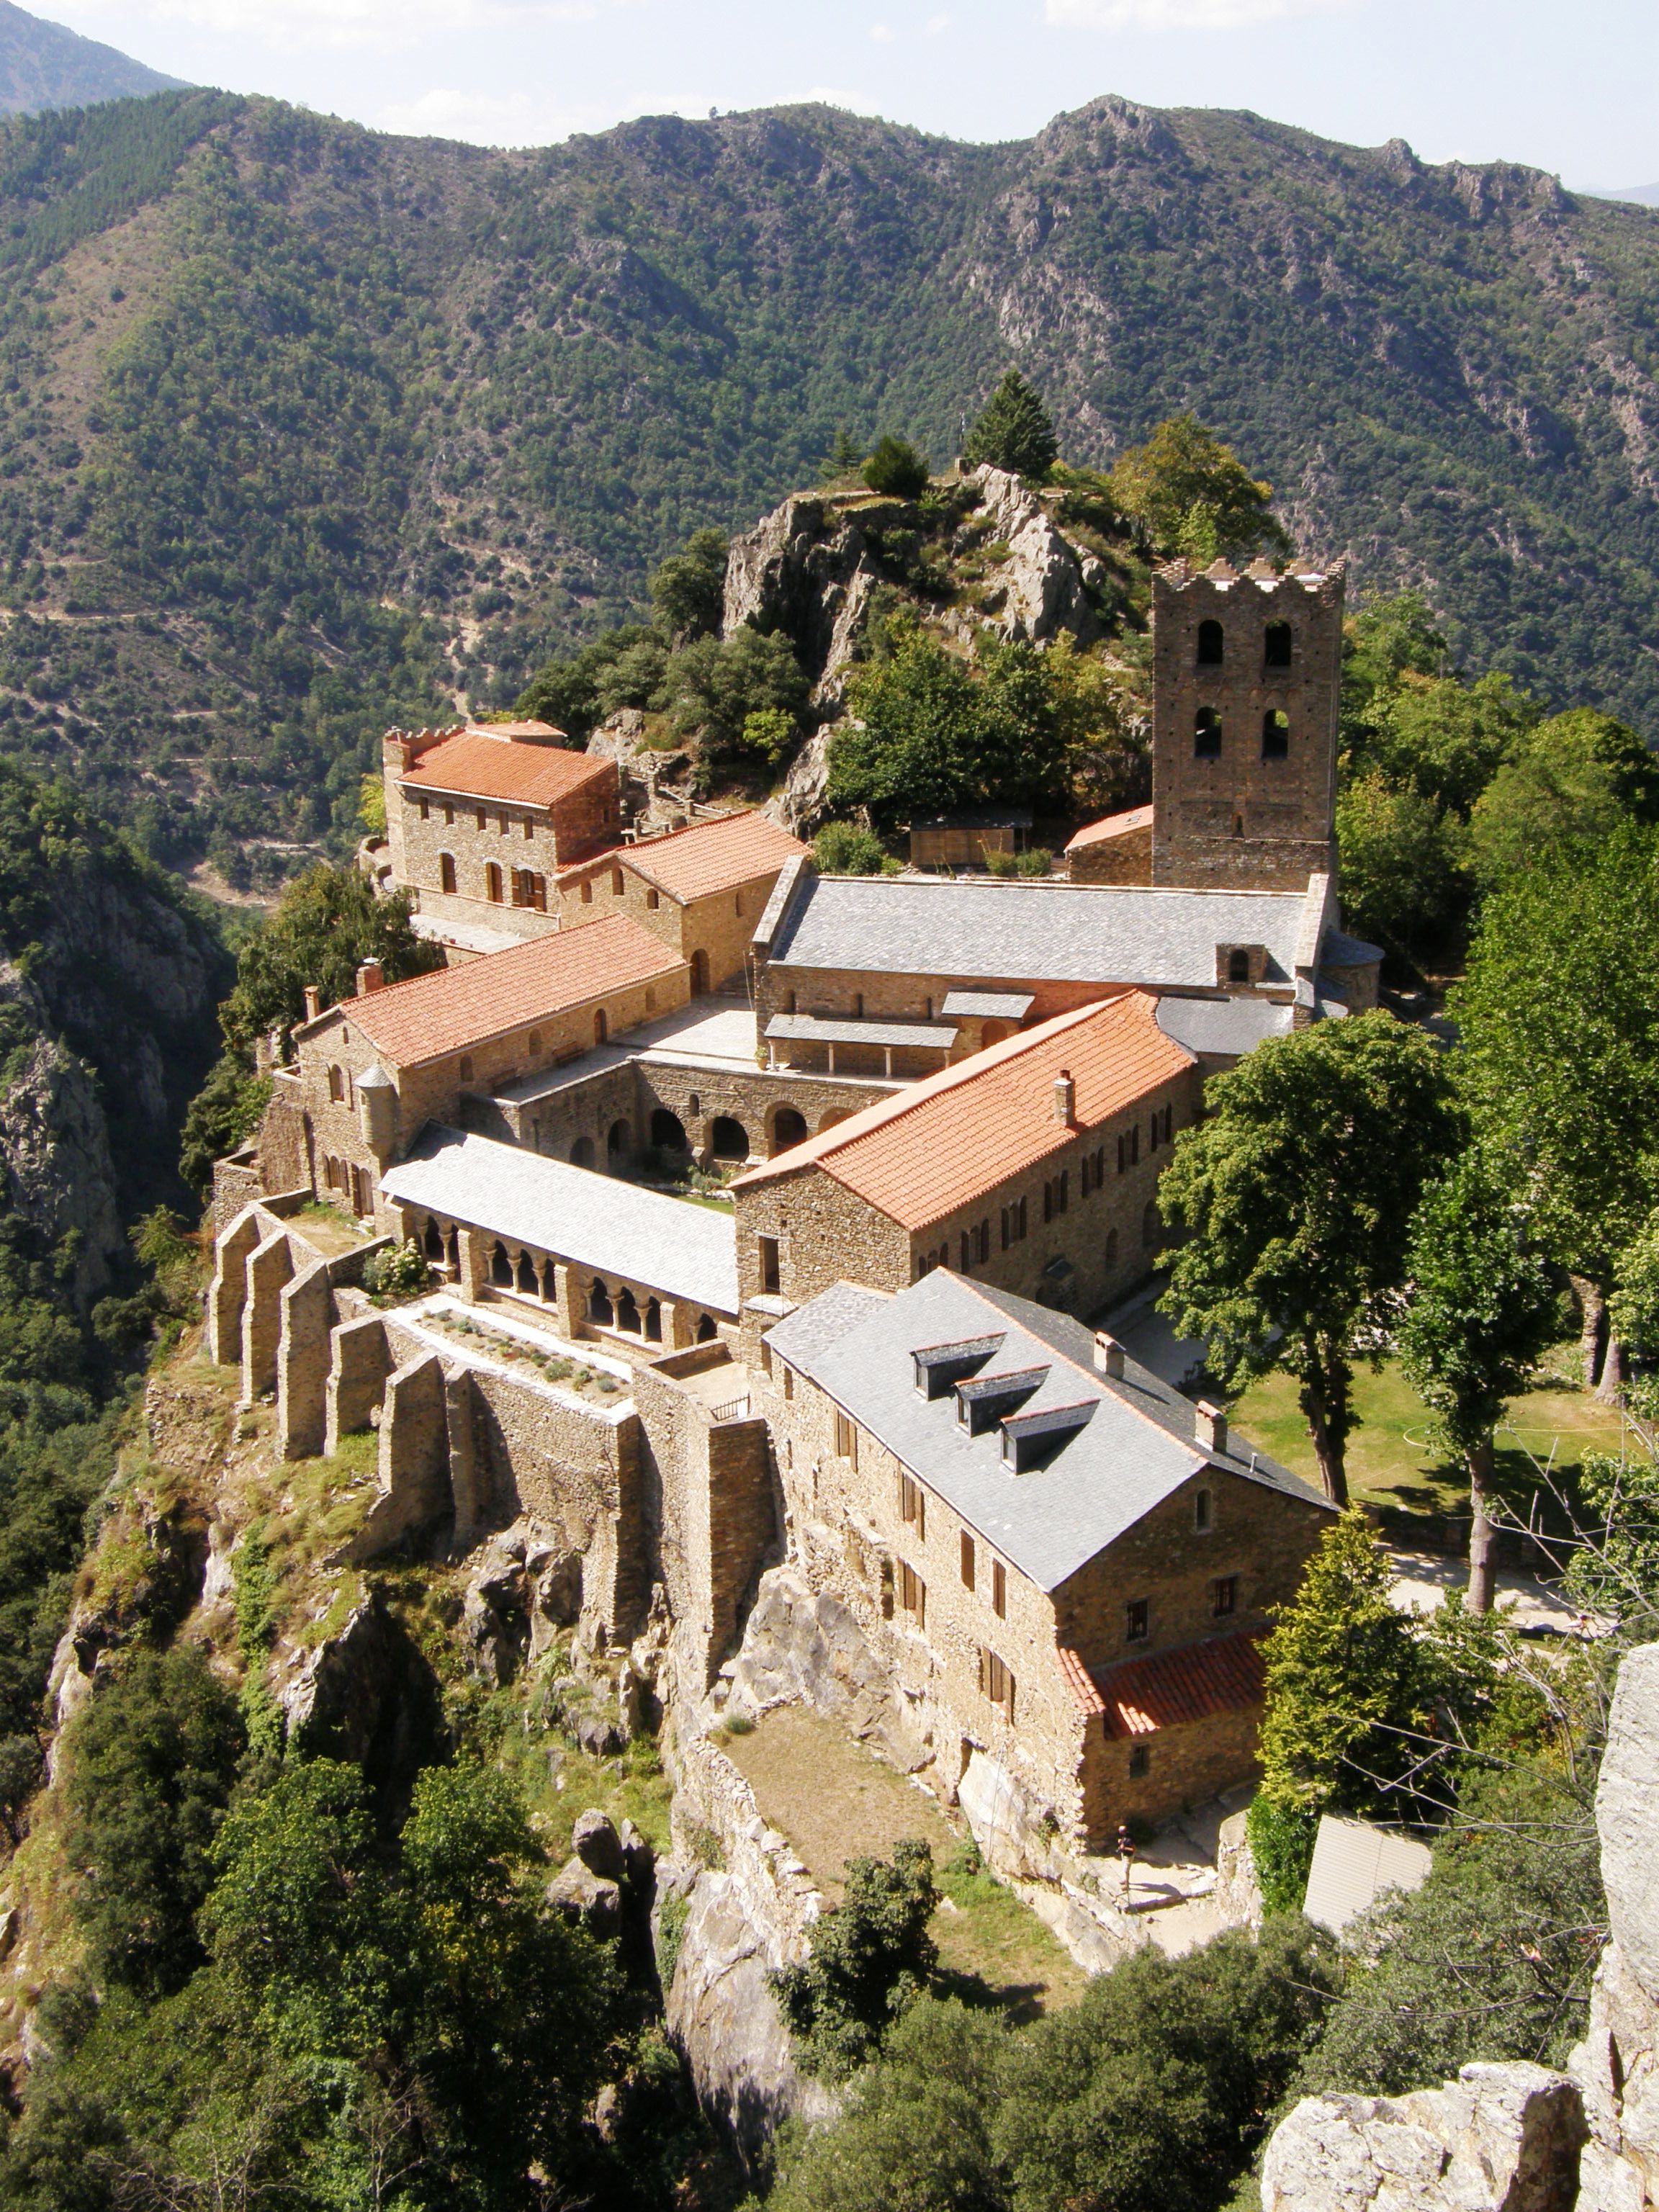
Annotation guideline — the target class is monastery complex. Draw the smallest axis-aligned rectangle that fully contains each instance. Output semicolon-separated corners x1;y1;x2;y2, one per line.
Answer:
206;556;1373;1862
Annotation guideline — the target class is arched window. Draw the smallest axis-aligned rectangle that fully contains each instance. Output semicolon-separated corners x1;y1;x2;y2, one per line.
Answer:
580;878;593;904
644;1298;662;1343
611;866;625;896
516;1250;537;1295
1194;707;1222;760
1142;1200;1160;1250
485;863;503;904
328;1065;344;1102
571;1135;595;1168
439;851;457;894
770;1106;809;1155
490;1241;513;1288
1262;709;1290;761
594;1008;608;1046
616;1286;641;1334
1264;621;1292;669
651;1108;689;1152
1228;948;1251;984
423;1217;444;1260
696;1313;717;1343
1197;619;1224;667
607;1118;630;1159
589;1279;613;1326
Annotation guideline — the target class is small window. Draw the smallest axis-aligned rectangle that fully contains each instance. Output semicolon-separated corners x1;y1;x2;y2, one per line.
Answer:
980;1647;1015;1720
485;862;503;904
611;866;625;896
757;1233;781;1295
759;1338;773;1379
783;1364;794;1402
1228;948;1251;984
580;878;593;904
835;1409;857;1465
992;1559;1007;1619
418;797;429;821
961;1532;976;1590
476;807;487;832
459;1054;475;1083
1194;1487;1211;1533
439;851;457;894
528;1031;541;1056
1125;1598;1148;1643
523;817;534;840
328;1064;344;1102
646;887;660;911
444;804;454;827
498;814;508;836
853;992;865;1020
1262;709;1290;761
1213;1575;1238;1619
899;1471;925;1539
1197;619;1224;666
1128;1743;1150;1779
1264;621;1292;670
594;1008;608;1046
1194;706;1222;760
735;891;744;917
898;1560;926;1624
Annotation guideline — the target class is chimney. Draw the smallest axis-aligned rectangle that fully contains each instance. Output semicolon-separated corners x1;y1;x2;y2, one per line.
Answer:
1053;1068;1076;1126
356;958;385;996
1195;1401;1228;1456
302;984;321;1023
1093;1332;1125;1380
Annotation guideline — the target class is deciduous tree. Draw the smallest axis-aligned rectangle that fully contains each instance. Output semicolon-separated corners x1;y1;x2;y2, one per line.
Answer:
1107;415;1289;566
1159;1013;1457;1501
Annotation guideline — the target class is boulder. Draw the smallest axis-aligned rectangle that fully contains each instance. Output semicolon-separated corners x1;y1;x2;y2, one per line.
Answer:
577;1713;625;1758
572;1809;626;1884
770;724;835;837
1261;2064;1586;2212
547;1856;622;1941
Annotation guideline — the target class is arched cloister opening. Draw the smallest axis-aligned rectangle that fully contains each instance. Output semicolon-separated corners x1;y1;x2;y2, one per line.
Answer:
696;1313;717;1343
616;1286;642;1334
607;1118;630;1161
539;1258;557;1303
711;1115;748;1161
651;1107;689;1152
644;1298;662;1343
516;1250;538;1295
589;1279;614;1326
570;1136;595;1168
423;1217;444;1261
817;1108;851;1135
770;1105;809;1155
490;1241;513;1288
446;1228;460;1273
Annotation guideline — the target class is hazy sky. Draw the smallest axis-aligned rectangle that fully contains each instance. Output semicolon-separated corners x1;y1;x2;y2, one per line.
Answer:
45;0;1659;188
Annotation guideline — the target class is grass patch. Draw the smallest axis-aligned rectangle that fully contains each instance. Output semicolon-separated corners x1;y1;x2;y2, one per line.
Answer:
932;1842;1087;2020
1230;1346;1632;1519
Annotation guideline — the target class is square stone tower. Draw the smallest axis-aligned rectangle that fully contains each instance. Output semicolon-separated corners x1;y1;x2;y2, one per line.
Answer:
1150;557;1343;892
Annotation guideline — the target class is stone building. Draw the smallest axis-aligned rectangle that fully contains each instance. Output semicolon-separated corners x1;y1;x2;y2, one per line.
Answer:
555;810;805;992
284;914;689;1221
755;1268;1332;1840
1150;559;1343;894
382;722;622;954
1065;804;1154;886
731;993;1201;1328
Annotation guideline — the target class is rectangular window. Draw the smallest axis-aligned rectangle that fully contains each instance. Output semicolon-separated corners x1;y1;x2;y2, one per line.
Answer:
1081;1153;1093;1197
980;1647;1015;1721
1125;1599;1149;1643
647;888;660;910
975;1219;989;1263
992;1559;1007;1618
899;1471;925;1539
1117;1133;1126;1174
1194;1487;1211;1532
476;807;487;831
757;1234;781;1295
1128;1743;1150;1779
580;878;593;904
898;1560;926;1624
1043;1182;1053;1225
783;1364;794;1402
443;804;454;827
1059;1171;1069;1214
1150;1115;1160;1155
1132;1126;1141;1166
419;797;430;821
960;1532;976;1590
835;1409;857;1465
498;814;508;836
1015;1196;1027;1241
1000;1206;1010;1251
1212;1575;1238;1619
735;892;745;917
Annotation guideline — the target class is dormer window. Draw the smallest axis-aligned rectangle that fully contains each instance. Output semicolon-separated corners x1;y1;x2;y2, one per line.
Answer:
1228;948;1250;984
956;1364;1048;1436
912;1335;1004;1400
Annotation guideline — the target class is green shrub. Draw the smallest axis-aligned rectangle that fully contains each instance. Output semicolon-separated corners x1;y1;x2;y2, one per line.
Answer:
813;822;889;876
863;435;930;500
770;1838;938;2078
1013;847;1052;876
1245;1793;1318;1915
361;1239;431;1301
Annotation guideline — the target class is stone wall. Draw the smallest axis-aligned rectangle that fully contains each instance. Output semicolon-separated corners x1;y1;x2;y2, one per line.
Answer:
1150;563;1342;892
385;742;621;926
1069;821;1154;886
557;850;789;993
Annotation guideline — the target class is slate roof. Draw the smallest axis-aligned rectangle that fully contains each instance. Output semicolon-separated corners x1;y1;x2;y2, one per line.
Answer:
764;1269;1328;1592
765;873;1310;989
566;811;804;904
307;914;683;1069
940;991;1035;1020
1065;805;1154;853
401;732;614;809
382;1127;739;1313
765;1015;958;1051
737;994;1193;1233
1154;995;1295;1058
1059;1629;1267;1735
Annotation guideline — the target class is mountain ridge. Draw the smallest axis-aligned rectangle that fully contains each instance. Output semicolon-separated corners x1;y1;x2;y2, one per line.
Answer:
0;1;184;114
0;88;1651;875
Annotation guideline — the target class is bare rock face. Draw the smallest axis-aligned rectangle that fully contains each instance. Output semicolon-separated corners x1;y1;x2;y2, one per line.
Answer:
1260;2064;1587;2212
547;1856;623;1941
722;495;874;696
726;1565;927;1768
769;724;835;837
968;466;1100;647
1595;1642;1659;2005
0;966;121;1300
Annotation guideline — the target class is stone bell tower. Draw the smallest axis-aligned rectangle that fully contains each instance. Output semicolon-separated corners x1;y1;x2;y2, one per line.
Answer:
1150;557;1344;893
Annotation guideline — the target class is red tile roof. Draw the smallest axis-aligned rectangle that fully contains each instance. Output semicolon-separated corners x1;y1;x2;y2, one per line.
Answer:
563;811;806;904
307;914;683;1069
733;992;1194;1233
400;732;615;811
1061;1630;1266;1736
1066;805;1154;854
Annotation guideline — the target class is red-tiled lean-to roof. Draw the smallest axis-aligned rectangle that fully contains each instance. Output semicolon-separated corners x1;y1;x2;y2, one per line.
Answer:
1060;1629;1266;1736
1065;805;1154;854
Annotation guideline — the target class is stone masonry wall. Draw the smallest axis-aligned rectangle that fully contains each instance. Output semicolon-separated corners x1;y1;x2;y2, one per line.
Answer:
1151;563;1342;892
558;853;789;993
387;750;621;927
1069;822;1154;886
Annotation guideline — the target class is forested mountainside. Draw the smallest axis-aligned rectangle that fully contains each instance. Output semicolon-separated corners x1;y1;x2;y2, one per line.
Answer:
0;4;181;117
0;89;1655;873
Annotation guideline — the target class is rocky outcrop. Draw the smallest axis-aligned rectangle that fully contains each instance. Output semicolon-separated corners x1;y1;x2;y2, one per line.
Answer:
585;710;696;832
1262;1639;1659;2212
277;1588;446;1793
1261;2064;1587;2212
725;1565;927;1770
769;724;835;837
967;465;1100;647
0;967;121;1298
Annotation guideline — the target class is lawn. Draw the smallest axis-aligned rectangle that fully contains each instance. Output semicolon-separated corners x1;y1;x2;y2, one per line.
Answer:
1230;1346;1633;1519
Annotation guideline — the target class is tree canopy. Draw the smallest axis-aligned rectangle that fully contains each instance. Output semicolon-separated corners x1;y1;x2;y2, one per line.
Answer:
961;370;1058;479
1107;415;1289;566
1159;1013;1458;1501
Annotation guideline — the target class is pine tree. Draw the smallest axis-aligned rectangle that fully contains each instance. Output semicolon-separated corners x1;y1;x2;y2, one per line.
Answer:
961;370;1058;478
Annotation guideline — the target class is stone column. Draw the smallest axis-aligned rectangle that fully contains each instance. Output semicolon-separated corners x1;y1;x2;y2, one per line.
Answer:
455;1226;490;1302
553;1262;583;1340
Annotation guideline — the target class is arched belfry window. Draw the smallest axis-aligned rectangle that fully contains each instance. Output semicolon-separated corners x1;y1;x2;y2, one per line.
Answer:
1264;621;1292;670
1262;709;1290;760
1197;619;1224;667
1194;707;1222;760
